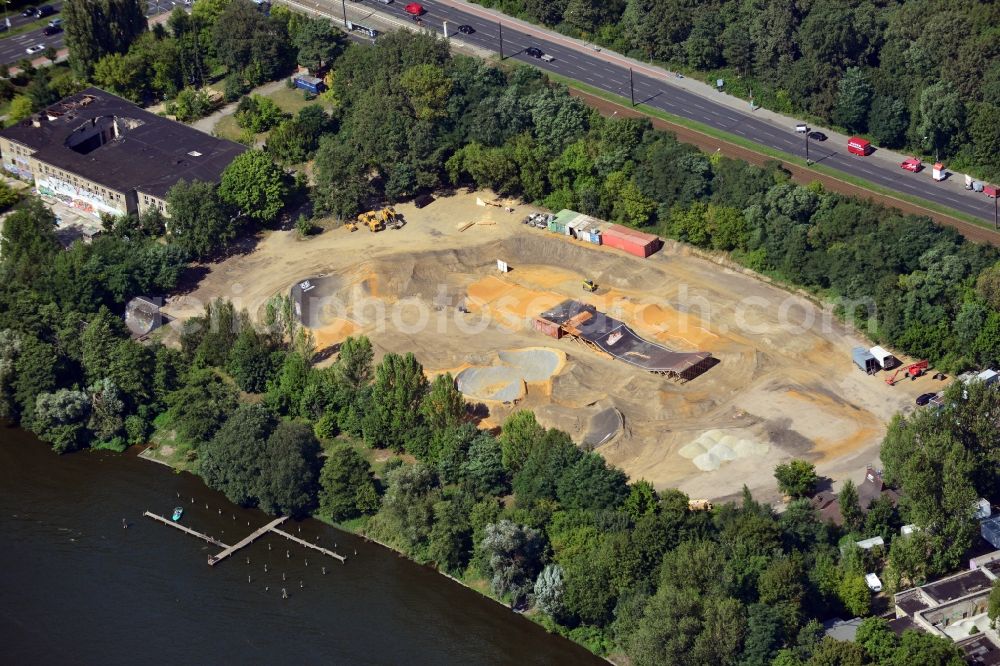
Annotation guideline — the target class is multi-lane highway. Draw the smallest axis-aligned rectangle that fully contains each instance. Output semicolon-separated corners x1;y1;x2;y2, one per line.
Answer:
0;0;177;66
334;0;998;226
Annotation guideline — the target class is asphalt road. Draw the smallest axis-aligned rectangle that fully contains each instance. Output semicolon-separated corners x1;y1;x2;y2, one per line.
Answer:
347;0;998;226
0;0;176;67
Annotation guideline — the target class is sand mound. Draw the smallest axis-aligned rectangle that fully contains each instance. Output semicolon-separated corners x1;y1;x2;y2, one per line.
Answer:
680;428;770;472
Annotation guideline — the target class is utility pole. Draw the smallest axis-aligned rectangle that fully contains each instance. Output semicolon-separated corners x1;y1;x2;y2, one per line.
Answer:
498;21;503;59
341;0;347;29
995;193;998;231
629;68;634;107
805;128;810;165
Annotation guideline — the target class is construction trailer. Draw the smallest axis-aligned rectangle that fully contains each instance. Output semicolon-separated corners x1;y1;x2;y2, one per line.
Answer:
869;346;899;370
602;224;662;258
292;74;326;94
852;347;878;374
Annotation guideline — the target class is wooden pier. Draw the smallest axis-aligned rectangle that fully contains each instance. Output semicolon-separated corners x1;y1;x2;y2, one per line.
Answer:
208;517;288;566
272;527;347;563
142;511;228;548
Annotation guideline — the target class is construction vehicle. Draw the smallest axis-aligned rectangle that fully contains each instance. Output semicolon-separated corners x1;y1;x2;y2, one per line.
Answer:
380;206;405;230
582;280;598;292
885;360;929;386
360;211;384;232
345;221;358;232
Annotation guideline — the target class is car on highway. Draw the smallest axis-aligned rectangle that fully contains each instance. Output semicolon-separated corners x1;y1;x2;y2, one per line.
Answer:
42;24;61;35
403;2;424;15
25;44;44;55
48;18;62;27
36;4;56;17
808;131;827;141
457;24;474;34
22;6;36;17
525;47;543;58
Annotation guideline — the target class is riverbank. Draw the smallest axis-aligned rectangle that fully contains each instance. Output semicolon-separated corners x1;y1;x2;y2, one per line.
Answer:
138;438;613;660
1;426;603;665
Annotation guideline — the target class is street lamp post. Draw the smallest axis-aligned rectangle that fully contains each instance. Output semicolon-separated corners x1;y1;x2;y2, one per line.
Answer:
341;0;347;29
498;21;503;59
629;68;634;107
805;127;810;165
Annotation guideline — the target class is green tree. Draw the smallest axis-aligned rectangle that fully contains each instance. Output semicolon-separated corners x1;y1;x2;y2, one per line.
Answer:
199;403;276;506
774;459;818;498
400;63;453;121
917;82;965;160
556;452;629;511
318;443;378;521
867;96;909;148
838;479;863;531
363;352;429;452
534;563;567;621
480;519;545;603
832;67;873;133
63;0;147;77
32;388;91;453
623;480;659;521
427;497;472;573
293;17;342;70
7;95;33;123
379;462;440;555
166;180;236;259
219;150;288;223
420;373;465;433
460;432;508;498
990;579;1000;629
837;573;871;617
235;94;286;133
499;410;545;473
255;421;321;516
0;198;59;285
165;368;238;444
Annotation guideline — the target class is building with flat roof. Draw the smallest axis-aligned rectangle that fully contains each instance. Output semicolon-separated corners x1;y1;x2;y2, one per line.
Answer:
0;87;243;219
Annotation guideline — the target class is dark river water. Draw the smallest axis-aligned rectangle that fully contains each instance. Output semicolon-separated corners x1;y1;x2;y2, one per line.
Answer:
0;426;601;665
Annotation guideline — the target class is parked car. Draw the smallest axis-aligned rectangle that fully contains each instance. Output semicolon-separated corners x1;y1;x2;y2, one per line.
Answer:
22;6;36;17
916;393;936;406
25;44;45;55
42;24;61;35
900;157;923;173
36;4;56;17
525;47;543;58
808;131;827;141
48;18;61;27
795;123;808;133
0;22;7;33
457;24;474;34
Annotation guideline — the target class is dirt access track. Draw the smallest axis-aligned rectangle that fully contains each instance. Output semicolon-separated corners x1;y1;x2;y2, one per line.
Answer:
162;190;940;503
569;89;998;246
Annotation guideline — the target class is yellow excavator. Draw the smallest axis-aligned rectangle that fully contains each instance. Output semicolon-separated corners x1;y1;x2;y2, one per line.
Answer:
360;211;384;232
582;280;598;293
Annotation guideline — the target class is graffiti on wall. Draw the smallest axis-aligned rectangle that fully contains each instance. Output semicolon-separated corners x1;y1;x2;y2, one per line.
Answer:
36;174;120;219
3;158;33;181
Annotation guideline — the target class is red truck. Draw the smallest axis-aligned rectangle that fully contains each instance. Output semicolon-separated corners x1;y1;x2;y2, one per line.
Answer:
404;2;425;15
900;157;923;172
847;137;872;156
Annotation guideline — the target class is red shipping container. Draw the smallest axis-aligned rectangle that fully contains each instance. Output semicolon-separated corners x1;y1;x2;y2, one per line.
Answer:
533;318;563;339
847;137;872;156
601;224;661;258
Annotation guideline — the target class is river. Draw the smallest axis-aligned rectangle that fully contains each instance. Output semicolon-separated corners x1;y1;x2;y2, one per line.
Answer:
0;426;601;665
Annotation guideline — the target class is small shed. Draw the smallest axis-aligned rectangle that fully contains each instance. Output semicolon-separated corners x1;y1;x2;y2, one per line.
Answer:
856;536;885;550
533;318;562;339
601;224;661;258
869;346;898;370
852;347;878;374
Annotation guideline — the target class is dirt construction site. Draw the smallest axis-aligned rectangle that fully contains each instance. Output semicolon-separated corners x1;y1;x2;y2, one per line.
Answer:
162;189;942;503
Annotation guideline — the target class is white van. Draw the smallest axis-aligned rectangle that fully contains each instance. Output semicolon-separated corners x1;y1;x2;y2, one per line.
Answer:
795;123;808;133
540;54;555;62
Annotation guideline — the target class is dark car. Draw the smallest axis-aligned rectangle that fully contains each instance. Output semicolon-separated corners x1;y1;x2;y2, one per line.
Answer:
36;4;56;17
42;24;61;35
457;24;474;34
22;6;36;16
915;393;937;406
525;46;543;58
808;131;827;141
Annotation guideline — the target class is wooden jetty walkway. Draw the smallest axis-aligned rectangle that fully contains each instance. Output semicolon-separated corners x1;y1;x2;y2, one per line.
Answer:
208;517;288;566
142;511;228;548
272;527;347;563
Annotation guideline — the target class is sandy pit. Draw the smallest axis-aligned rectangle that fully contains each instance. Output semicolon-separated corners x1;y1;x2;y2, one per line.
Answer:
161;189;941;503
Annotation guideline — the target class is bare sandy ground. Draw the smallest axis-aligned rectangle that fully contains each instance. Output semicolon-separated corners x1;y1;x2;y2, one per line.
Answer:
162;190;940;502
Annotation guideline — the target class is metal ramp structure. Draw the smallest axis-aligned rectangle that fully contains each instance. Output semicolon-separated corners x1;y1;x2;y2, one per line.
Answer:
536;300;715;381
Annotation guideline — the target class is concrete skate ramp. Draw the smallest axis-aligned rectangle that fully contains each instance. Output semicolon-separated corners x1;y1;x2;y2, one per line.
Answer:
582;406;624;448
456;347;564;403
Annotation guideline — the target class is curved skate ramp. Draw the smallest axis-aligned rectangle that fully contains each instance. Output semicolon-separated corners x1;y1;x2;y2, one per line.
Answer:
455;347;565;403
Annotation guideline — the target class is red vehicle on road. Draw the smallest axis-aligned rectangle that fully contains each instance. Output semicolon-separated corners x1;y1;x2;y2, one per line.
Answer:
900;157;923;172
847;136;872;156
404;2;425;15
